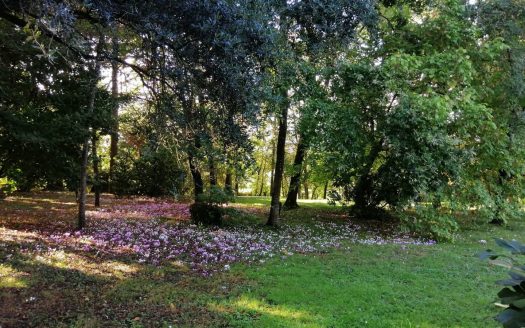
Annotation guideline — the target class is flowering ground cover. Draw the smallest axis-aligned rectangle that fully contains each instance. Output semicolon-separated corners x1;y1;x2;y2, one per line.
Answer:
0;192;522;327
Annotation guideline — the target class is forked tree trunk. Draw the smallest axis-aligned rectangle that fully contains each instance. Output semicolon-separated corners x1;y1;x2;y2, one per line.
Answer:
267;102;288;226
284;137;306;209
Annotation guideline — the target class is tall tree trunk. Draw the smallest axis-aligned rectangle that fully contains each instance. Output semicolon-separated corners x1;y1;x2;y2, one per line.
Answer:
258;163;266;196
92;133;100;207
311;186;318;199
234;174;239;195
283;137;307;209
109;33;119;193
323;181;329;199
78;36;103;230
78;141;89;229
189;155;204;199
303;182;309;200
267;102;288;226
225;170;233;193
254;163;262;195
270;126;276;195
353;139;383;211
209;157;217;186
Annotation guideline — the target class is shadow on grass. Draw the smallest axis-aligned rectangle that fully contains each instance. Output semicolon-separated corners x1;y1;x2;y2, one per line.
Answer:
0;235;243;327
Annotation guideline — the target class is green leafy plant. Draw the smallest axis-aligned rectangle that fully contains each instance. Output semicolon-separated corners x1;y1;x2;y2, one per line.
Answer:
400;206;459;242
191;186;234;226
196;186;234;206
0;177;16;199
481;239;525;328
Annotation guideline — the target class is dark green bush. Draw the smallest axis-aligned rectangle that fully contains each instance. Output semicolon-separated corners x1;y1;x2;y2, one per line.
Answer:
190;202;223;226
112;146;185;197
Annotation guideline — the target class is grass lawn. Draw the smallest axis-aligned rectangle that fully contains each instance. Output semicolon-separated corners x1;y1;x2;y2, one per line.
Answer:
0;193;520;327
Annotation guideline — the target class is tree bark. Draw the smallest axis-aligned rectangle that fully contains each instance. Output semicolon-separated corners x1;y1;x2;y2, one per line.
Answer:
311;186;318;199
92;133;100;207
189;155;204;198
323;181;328;199
283;137;307;209
78;36;103;230
258;161;266;196
225;170;233;193
270;125;276;195
267;102;288;226
109;32;119;193
209;157;217;186
234;175;239;195
303;182;309;200
353;139;383;210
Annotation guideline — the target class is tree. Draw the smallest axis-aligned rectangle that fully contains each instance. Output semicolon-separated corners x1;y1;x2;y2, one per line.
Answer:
265;0;377;226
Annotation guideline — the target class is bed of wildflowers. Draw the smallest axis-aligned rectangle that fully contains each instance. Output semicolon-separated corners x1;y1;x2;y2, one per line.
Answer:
64;206;434;274
2;200;435;276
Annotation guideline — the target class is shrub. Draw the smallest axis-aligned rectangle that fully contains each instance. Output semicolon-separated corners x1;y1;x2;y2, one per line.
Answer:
190;186;234;225
481;239;525;328
0;177;16;199
112;146;185;197
400;206;459;242
196;186;234;205
190;202;223;226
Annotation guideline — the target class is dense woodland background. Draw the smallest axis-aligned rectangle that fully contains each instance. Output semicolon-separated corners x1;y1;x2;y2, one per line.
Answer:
1;0;524;241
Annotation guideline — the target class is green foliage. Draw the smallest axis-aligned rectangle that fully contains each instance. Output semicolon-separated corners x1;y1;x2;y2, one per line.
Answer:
112;146;185;197
400;206;459;242
0;177;16;199
482;239;525;328
196;186;234;206
189;202;223;226
191;186;235;225
301;0;525;232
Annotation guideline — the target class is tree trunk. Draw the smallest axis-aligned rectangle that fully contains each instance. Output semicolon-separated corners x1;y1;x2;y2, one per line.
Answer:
270;127;276;195
109;33;119;193
78;139;89;230
234;175;239;195
267;102;288;226
254;162;262;195
311;186;318;199
258;161;266;196
209;157;217;186
303;182;309;200
92;133;100;207
353;139;383;211
323;181;328;199
189;155;204;198
225;170;233;193
283;137;306;209
78;36;103;230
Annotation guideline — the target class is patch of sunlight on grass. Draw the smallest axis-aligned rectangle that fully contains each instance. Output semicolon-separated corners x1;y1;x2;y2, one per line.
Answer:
34;251;139;278
297;199;328;204
0;227;43;243
234;296;313;320
0;264;29;288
